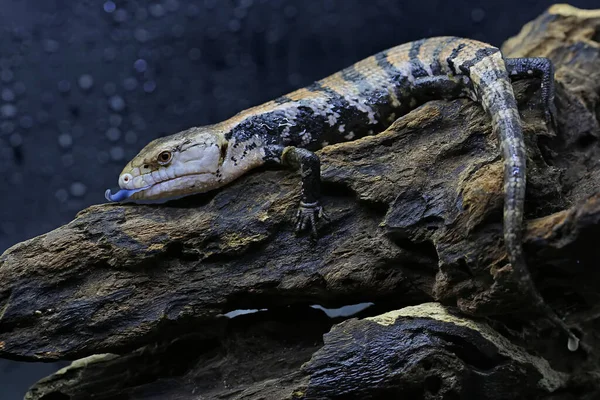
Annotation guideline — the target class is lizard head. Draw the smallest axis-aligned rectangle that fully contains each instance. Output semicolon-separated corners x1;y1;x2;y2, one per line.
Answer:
105;127;228;203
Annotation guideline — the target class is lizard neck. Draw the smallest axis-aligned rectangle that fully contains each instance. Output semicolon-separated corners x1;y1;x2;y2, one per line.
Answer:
217;133;268;184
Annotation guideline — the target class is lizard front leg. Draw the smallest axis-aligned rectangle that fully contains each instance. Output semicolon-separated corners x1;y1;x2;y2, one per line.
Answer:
265;145;328;237
505;57;557;131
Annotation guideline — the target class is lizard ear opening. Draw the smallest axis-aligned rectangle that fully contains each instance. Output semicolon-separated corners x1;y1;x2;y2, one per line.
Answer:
219;140;228;165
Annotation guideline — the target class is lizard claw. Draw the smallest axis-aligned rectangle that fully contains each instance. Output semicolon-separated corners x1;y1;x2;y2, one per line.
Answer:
543;89;558;134
544;105;558;134
295;201;328;238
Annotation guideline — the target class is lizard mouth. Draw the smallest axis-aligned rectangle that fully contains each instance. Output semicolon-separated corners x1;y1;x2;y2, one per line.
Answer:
104;172;217;203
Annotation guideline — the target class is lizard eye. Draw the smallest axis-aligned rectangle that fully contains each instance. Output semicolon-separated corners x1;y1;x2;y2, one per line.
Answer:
157;151;172;165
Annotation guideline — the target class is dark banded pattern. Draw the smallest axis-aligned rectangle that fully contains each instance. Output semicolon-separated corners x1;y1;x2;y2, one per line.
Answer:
221;36;579;349
117;36;578;349
407;39;430;78
340;65;365;83
273;95;292;105
459;47;501;75
430;36;459;75
446;43;466;75
340;65;374;96
374;51;398;74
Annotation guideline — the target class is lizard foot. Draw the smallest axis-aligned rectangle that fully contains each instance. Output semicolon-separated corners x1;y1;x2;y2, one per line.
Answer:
295;201;329;238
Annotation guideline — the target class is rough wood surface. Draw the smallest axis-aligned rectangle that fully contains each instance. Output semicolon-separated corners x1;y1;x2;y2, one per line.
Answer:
1;4;599;400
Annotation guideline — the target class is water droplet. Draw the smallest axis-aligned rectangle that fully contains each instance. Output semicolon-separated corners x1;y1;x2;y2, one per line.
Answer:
1;88;15;102
143;80;156;93
63;153;74;167
108;95;125;111
165;0;180;12
70;182;87;197
13;81;26;95
58;133;73;148
284;5;297;18
19;115;33;129
96;118;108;131
204;0;217;10
113;8;129;23
266;31;279;44
288;73;302;86
37;110;49;124
57;80;71;93
110;146;125;161
228;19;241;32
161;46;174;58
171;24;185;37
173;103;186;115
58;120;71;133
72;125;84;137
40;165;54;176
96;150;109;164
131;114;146;130
1;70;14;83
103;1;116;13
10;54;23;68
105;127;121;141
1;121;14;134
323;0;335;11
149;4;166;18
188;48;201;61
10;171;22;185
103;82;117;96
109;114;122;127
133;58;147;73
124;130;137;144
234;8;247;19
123;77;138;91
206;26;221;40
43;39;60;53
1;221;16;235
55;188;69;203
1;104;18;118
103;47;117;62
471;8;485;22
136;7;148;20
240;52;255;68
186;4;200;17
225;53;238;67
41;92;54;104
134;28;149;43
9;133;22;147
78;74;94;91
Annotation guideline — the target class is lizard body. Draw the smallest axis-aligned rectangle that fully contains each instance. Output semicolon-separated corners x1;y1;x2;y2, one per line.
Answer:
105;36;578;350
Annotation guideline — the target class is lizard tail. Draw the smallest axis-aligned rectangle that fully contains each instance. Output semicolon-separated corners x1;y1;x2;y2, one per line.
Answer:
453;46;580;351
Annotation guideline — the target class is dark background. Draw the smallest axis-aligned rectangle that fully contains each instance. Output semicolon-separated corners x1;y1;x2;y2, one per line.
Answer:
0;0;597;398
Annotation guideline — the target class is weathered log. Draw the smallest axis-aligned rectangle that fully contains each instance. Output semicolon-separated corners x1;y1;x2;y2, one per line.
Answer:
25;307;331;400
25;303;576;400
1;3;599;400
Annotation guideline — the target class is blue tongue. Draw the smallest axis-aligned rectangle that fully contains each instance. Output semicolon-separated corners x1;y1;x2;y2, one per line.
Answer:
105;187;148;202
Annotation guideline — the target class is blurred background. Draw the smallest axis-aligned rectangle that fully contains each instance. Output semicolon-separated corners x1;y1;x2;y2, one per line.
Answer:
0;0;597;398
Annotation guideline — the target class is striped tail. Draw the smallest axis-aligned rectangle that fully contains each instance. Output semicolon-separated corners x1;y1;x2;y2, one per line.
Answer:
467;49;528;284
447;43;580;350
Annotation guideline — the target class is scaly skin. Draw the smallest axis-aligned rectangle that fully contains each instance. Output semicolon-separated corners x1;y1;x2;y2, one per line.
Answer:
105;36;579;351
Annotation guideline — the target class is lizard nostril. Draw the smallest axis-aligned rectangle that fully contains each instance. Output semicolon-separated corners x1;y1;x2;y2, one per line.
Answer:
120;173;133;186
